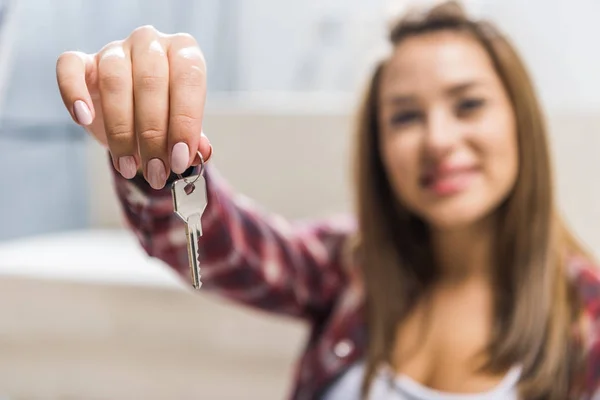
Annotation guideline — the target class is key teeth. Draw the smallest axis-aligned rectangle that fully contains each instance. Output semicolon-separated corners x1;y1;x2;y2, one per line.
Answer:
191;249;202;290
192;273;202;290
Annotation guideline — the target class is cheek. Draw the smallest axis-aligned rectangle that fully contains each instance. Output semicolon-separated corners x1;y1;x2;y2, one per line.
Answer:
380;134;422;199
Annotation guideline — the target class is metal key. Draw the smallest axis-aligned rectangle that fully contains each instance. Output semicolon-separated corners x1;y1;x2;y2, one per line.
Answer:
171;156;207;289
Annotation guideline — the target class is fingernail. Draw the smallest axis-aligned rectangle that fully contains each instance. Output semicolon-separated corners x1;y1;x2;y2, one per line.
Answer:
73;100;93;126
118;156;137;179
147;158;167;189
200;130;213;162
171;142;190;174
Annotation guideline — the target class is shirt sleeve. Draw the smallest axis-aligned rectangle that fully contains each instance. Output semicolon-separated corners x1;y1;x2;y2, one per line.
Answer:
111;158;356;321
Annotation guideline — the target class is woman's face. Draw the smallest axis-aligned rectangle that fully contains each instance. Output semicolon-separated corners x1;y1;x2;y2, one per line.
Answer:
378;31;519;230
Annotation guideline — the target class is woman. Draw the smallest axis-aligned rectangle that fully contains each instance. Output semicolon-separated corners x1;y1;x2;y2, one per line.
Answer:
56;1;600;399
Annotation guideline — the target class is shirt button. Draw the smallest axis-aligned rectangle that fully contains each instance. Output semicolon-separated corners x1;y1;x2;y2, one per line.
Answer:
334;339;354;358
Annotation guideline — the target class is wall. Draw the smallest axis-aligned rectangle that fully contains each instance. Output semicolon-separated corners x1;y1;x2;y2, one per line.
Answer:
4;0;600;241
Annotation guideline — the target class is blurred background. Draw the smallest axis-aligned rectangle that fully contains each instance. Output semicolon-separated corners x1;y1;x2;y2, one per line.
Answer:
0;0;598;398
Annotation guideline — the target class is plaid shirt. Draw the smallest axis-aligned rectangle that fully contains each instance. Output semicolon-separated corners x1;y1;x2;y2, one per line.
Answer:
112;163;600;400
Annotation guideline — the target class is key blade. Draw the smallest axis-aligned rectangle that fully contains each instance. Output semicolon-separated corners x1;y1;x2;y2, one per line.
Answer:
186;213;203;289
171;175;208;222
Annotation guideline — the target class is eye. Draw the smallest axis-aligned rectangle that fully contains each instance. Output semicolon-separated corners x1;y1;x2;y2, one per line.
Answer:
456;98;485;116
390;110;421;127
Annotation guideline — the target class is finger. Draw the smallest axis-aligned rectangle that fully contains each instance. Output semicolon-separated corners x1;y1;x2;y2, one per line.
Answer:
56;51;96;126
191;131;213;166
130;26;170;189
97;42;138;180
166;33;207;174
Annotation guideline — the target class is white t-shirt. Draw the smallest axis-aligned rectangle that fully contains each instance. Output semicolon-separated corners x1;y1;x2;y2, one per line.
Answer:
323;361;522;400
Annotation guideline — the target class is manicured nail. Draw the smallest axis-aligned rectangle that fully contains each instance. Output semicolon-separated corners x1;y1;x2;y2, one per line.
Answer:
147;158;167;189
73;100;93;126
171;142;190;174
118;156;137;179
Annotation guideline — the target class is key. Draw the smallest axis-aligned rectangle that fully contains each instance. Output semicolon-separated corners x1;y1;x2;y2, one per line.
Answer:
171;174;207;289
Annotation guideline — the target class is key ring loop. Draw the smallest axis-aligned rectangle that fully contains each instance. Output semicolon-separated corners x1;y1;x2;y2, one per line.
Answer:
176;150;205;185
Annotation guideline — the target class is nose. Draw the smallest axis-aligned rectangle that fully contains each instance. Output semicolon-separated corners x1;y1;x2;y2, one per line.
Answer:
423;108;460;159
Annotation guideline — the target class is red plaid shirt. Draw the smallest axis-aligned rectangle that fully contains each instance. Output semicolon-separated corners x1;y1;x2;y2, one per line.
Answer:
112;164;600;400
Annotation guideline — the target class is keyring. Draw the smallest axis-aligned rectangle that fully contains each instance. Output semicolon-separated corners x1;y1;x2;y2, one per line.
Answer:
176;150;205;184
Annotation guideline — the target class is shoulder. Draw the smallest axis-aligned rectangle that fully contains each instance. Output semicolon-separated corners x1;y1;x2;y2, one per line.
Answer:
567;256;600;396
568;256;600;338
568;255;600;315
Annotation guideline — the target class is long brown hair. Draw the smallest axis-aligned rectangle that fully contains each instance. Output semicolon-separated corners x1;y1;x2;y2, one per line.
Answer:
352;1;587;399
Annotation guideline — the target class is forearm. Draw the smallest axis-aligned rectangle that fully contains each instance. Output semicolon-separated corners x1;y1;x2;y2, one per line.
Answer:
111;157;356;320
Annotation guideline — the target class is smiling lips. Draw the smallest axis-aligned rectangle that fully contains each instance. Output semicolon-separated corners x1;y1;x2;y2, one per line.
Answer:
421;164;480;196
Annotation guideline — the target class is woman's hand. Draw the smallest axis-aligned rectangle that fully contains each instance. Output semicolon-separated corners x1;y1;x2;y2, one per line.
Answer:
56;25;212;189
